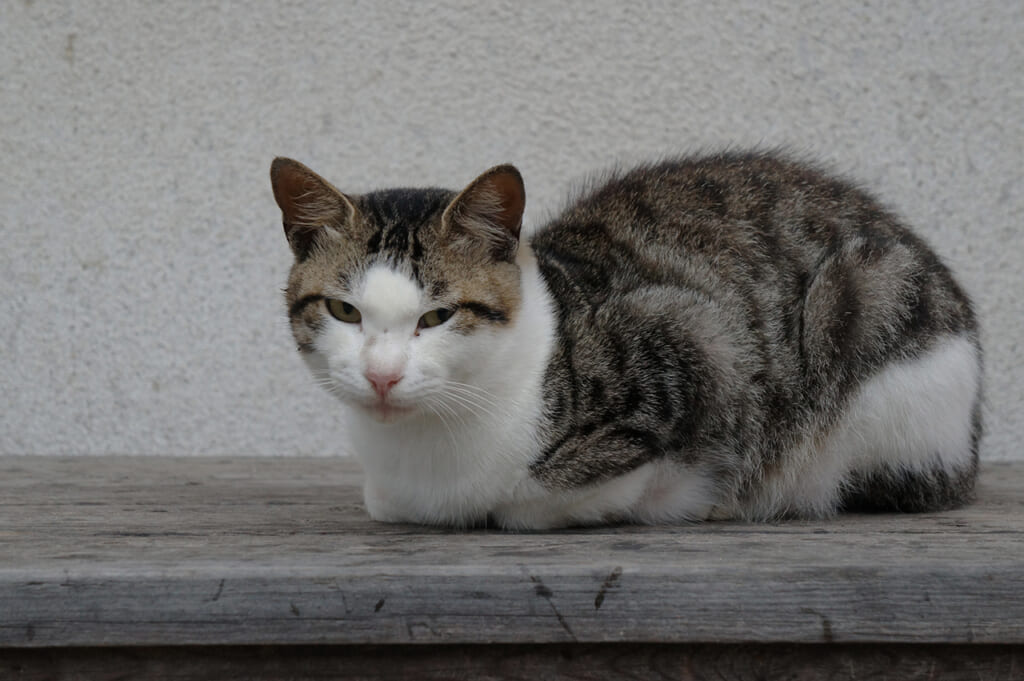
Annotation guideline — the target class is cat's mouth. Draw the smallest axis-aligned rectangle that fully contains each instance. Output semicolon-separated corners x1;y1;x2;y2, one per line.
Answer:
365;400;416;423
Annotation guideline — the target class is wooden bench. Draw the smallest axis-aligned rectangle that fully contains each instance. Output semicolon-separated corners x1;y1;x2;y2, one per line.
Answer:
1;456;1022;680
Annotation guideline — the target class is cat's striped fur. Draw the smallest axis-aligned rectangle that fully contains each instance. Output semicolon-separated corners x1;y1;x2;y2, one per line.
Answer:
271;152;981;528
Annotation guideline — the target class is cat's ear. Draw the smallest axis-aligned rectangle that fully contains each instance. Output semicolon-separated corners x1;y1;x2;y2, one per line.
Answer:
441;164;525;262
270;157;357;260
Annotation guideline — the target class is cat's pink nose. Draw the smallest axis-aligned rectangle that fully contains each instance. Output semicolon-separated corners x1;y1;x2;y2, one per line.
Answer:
365;370;402;398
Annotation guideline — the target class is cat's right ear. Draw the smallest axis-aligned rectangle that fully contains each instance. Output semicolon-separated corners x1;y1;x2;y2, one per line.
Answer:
270;157;356;260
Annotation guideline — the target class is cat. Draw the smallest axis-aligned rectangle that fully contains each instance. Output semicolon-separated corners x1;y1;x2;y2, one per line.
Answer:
270;152;982;529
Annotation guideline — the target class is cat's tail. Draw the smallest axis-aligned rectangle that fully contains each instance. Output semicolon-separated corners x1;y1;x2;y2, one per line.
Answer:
839;456;978;513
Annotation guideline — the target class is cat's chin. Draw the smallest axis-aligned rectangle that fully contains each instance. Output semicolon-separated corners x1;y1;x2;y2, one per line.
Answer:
361;402;417;424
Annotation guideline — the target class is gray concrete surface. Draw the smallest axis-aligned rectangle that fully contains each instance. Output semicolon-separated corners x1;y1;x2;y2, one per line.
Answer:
1;1;1021;459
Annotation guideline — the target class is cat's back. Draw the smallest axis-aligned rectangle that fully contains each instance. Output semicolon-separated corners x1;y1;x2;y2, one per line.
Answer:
530;151;976;340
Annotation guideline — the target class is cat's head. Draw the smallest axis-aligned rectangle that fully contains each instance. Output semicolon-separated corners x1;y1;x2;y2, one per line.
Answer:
270;158;526;423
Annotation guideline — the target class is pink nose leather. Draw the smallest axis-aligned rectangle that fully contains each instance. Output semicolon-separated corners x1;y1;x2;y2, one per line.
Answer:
366;370;402;398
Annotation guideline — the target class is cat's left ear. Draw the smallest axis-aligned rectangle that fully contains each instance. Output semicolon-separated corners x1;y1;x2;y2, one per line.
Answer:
441;164;525;262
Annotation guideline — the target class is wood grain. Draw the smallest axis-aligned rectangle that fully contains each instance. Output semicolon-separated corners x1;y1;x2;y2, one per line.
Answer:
1;457;1022;649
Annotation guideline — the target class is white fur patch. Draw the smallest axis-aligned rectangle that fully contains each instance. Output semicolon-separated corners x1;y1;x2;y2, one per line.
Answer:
743;333;981;518
356;265;422;333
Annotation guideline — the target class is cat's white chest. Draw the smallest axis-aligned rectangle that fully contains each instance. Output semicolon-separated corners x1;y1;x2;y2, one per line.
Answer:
350;407;542;526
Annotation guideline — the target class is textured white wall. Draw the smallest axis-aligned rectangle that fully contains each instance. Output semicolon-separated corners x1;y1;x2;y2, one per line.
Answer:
1;1;1021;459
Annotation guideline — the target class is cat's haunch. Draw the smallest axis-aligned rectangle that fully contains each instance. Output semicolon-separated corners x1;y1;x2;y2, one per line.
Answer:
271;152;981;529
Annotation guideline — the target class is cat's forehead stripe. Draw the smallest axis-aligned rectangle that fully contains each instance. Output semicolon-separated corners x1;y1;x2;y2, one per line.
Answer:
363;188;450;224
362;188;454;261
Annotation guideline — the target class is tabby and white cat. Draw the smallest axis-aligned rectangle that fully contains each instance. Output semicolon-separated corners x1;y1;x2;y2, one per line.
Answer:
270;153;982;529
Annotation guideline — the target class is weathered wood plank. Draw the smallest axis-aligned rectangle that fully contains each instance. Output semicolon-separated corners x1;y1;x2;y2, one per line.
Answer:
0;457;1022;647
3;644;1024;681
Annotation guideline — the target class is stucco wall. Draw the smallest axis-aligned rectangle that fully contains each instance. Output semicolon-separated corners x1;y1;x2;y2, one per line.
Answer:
2;1;1021;459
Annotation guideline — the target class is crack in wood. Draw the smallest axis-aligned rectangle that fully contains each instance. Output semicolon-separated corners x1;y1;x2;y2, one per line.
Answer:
595;566;623;610
208;579;225;603
530;575;577;642
800;607;835;643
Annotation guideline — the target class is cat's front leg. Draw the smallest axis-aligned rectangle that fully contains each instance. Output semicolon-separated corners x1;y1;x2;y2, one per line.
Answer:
363;479;493;527
361;481;411;524
493;465;667;531
496;432;721;529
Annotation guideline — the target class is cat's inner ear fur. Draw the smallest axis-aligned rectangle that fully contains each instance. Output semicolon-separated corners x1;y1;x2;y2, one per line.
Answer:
441;164;525;262
270;157;356;260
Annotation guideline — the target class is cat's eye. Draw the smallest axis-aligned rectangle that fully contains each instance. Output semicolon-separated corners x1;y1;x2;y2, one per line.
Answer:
326;299;362;324
418;308;454;329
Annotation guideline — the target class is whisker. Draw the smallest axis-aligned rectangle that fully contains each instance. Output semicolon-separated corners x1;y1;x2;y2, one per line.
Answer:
423;398;458;449
441;381;508;416
443;380;503;407
439;389;500;421
431;394;472;430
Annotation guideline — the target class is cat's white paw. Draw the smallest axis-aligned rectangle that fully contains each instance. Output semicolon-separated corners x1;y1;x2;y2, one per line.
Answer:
361;483;410;524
